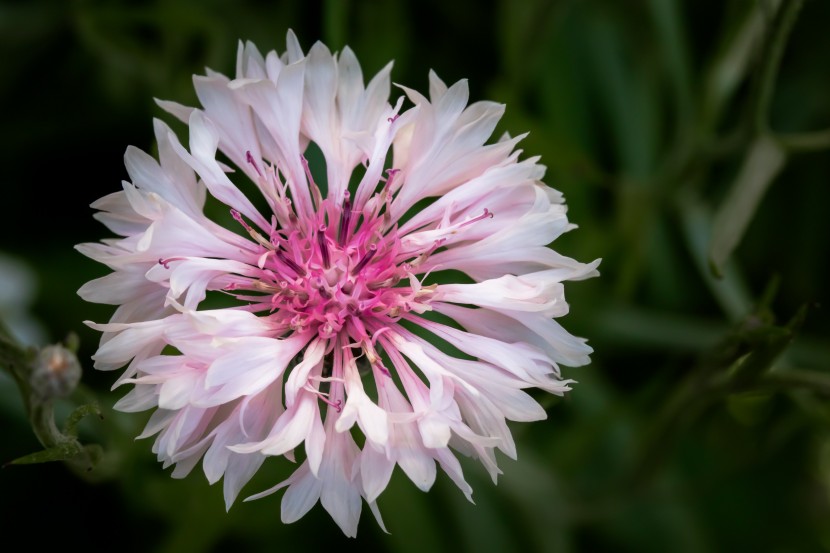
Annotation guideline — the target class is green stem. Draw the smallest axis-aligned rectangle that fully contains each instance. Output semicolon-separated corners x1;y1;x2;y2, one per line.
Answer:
29;399;62;448
761;369;830;397
754;0;803;134
778;128;830;152
677;190;753;322
708;134;787;277
703;0;782;128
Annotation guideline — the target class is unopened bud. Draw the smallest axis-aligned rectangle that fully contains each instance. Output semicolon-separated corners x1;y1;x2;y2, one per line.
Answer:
30;344;82;399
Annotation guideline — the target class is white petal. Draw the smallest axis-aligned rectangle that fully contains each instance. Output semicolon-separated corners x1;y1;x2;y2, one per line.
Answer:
113;385;158;412
281;464;323;523
360;444;394;503
223;451;266;510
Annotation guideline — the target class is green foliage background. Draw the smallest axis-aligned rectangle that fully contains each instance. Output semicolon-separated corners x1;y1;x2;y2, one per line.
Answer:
1;0;830;551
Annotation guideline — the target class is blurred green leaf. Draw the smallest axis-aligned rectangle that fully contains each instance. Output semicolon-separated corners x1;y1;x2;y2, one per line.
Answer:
380;471;449;553
703;0;783;125
7;442;102;468
323;0;349;50
584;8;659;179
646;0;694;139
727;391;774;425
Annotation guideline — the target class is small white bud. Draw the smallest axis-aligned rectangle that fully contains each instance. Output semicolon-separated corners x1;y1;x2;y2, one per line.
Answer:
30;344;82;399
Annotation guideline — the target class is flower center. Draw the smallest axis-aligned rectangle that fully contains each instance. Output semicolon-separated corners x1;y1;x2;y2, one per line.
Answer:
264;220;406;339
183;153;492;343
224;182;425;341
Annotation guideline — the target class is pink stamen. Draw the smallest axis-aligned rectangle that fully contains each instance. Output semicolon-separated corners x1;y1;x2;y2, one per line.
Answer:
387;114;400;123
282;197;298;225
230;209;253;232
301;155;323;210
338;192;352;245
304;384;342;412
371;326;392;345
158;257;187;269
352;244;377;275
403;238;446;266
375;363;392;377
317;226;330;269
245;151;262;177
275;249;305;277
458;208;494;229
381;168;400;196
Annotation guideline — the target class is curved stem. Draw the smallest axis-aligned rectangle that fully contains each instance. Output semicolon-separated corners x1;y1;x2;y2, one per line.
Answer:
754;0;804;134
761;369;830;397
778;129;830;153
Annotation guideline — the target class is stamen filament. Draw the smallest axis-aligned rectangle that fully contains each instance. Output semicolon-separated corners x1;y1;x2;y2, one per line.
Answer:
158;257;187;269
338;192;352;245
352;244;377;275
317;226;330;268
245;150;263;177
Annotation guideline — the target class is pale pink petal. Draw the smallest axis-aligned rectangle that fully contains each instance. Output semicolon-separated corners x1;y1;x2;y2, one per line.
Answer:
319;430;362;538
281;463;323;523
359;444;394;503
192;74;264;183
170;110;269;231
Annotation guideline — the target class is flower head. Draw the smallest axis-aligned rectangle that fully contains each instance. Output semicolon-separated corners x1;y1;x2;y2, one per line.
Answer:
78;30;599;536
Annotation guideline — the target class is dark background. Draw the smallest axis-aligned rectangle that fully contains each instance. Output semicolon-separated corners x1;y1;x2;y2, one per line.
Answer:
2;0;830;551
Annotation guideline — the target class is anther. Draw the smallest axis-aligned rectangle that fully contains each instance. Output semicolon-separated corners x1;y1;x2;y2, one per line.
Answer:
276;249;305;277
375;363;392;377
303;384;343;412
158;257;186;269
351;244;377;275
301;155;323;210
245;151;263;177
230;209;252;232
458;208;494;229
317;226;330;269
381;168;400;197
252;280;282;293
338;192;352;246
231;209;272;248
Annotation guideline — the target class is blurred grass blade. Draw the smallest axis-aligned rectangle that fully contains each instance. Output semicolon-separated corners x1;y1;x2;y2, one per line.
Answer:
678;190;753;321
323;0;349;49
709;134;786;277
647;0;693;132
704;0;782;123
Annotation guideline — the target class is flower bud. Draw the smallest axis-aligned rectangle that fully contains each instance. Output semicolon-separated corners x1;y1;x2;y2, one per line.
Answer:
30;344;82;400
